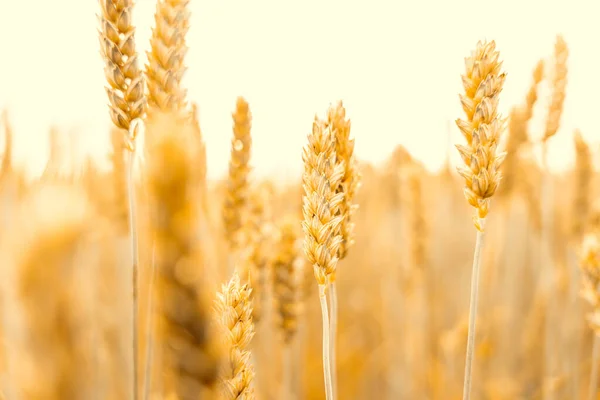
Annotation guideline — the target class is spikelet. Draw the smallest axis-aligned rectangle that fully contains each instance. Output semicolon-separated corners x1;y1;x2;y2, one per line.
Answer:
215;274;255;400
543;35;568;142
326;102;359;263
572;130;592;239
578;233;600;333
146;111;220;398
7;185;93;399
99;0;146;131
524;60;544;121
455;40;507;231
146;0;190;112
302;116;345;286
273;216;302;344
223;97;253;252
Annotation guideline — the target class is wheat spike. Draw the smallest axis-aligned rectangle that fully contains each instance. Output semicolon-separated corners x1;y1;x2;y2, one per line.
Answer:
215;273;255;400
326;101;359;262
273;216;302;344
223;97;253;253
99;0;145;131
302;117;345;286
146;0;190;112
543;35;568;142
572;130;592;240
146;111;220;399
455;40;507;231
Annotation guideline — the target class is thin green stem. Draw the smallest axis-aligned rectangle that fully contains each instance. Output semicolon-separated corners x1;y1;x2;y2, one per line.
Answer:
462;219;486;400
319;284;333;400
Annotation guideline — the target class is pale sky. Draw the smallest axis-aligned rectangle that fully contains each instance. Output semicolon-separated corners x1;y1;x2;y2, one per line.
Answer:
0;0;598;180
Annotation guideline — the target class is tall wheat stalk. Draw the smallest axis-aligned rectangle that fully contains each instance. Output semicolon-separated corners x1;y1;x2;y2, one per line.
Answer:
302;116;344;400
455;40;507;400
98;1;146;397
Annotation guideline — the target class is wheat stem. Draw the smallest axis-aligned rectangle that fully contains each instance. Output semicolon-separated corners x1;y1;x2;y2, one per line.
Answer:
463;218;486;400
126;141;139;400
319;284;334;400
329;280;339;400
143;240;157;400
283;345;293;400
589;334;600;400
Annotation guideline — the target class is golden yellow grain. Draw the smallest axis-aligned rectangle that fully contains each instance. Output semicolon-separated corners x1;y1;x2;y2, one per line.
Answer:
455;40;507;231
215;273;255;400
99;0;146;131
146;0;190;112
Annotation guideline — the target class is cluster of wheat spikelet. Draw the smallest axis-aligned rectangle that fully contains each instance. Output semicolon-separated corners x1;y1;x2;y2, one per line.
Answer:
2;1;600;399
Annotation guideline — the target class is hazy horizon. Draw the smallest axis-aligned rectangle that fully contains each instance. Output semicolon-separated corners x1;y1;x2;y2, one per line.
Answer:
0;0;597;180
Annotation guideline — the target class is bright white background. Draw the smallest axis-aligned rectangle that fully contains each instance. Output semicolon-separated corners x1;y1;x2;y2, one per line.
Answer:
0;0;597;180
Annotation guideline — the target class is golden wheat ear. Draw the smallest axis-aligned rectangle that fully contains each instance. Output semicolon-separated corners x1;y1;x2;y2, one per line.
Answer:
215;273;256;400
146;0;191;112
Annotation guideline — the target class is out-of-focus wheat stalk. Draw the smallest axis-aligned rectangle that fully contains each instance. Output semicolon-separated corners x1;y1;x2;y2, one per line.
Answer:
273;216;302;399
578;230;600;400
455;40;507;400
302;116;344;400
540;36;568;400
98;1;146;397
8;185;92;399
146;111;220;399
215;273;256;400
146;0;190;112
224;97;253;267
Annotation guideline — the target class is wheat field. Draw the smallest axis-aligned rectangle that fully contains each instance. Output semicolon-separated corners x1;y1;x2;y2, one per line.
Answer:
0;1;598;400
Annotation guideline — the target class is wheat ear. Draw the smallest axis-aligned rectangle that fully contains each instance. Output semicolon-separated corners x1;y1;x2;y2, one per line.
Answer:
455;40;506;400
223;97;253;260
146;0;190;112
146;111;220;399
302;116;344;400
572;130;591;240
215;273;256;400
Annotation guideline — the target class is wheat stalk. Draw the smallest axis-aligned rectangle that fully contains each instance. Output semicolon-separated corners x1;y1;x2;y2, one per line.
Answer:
146;111;220;399
302;116;344;400
215;273;256;400
455;40;507;400
146;0;190;112
324;101;359;399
